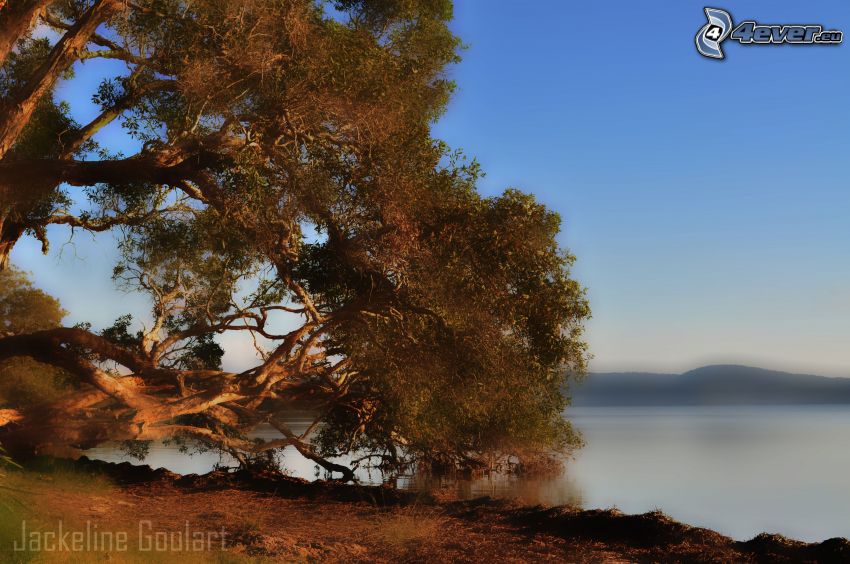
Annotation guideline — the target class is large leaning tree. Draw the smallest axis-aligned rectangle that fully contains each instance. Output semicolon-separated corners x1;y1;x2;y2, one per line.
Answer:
0;0;590;478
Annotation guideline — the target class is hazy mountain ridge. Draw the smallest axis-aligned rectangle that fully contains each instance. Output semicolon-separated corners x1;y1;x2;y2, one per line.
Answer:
569;364;850;406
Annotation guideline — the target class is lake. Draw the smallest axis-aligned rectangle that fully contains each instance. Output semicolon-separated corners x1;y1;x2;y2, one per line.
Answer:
86;405;850;542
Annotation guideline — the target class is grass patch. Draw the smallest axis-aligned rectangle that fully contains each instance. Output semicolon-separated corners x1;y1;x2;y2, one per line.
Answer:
0;462;115;562
0;464;261;562
371;507;447;549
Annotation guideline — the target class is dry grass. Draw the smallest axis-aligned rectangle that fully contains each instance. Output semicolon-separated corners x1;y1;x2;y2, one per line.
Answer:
0;469;581;563
4;460;847;562
370;507;447;549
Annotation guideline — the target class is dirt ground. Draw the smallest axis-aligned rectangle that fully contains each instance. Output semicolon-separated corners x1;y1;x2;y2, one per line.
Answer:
0;474;614;562
0;459;847;563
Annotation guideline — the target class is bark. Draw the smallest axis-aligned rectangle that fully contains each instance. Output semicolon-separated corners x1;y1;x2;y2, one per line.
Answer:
0;0;125;268
0;156;202;200
0;0;123;160
0;327;148;372
0;128;234;210
271;420;357;481
0;0;52;67
0;58;177;267
0;152;215;268
0;329;245;455
0;331;161;413
58;76;177;159
0;279;360;478
0;215;20;270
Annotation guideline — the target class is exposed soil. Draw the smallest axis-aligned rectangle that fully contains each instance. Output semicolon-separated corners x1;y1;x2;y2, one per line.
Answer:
0;457;848;563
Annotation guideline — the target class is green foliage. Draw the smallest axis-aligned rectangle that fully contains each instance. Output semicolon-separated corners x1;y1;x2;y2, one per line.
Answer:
0;267;66;335
0;358;75;409
101;314;143;350
0;268;73;410
309;161;590;469
118;439;153;461
103;0;588;469
0;0;590;473
298;146;590;466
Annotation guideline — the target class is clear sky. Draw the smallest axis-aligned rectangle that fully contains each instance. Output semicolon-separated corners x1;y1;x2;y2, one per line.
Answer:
11;1;850;376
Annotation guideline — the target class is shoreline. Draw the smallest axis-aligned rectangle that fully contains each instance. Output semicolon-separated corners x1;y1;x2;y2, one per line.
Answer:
1;456;848;562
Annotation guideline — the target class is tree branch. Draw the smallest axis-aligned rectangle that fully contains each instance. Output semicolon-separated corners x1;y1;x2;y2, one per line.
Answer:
270;420;356;481
0;153;216;207
0;0;124;159
58;73;177;159
0;0;52;67
0;327;147;373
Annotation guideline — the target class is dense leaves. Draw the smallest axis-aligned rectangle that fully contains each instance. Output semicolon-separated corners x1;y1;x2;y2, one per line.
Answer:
0;268;72;409
0;266;65;335
0;0;589;475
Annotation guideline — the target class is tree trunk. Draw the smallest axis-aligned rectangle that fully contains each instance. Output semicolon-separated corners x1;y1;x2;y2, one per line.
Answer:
0;215;22;270
0;0;122;160
0;0;125;269
0;0;52;67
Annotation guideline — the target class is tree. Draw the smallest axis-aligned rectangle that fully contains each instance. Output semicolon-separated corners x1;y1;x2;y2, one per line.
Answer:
0;267;71;427
0;1;590;477
0;265;65;333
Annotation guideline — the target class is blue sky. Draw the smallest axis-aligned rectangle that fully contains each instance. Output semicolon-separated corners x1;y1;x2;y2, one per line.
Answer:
12;1;850;376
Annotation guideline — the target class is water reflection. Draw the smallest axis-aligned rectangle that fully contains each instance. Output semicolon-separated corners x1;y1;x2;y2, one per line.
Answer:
86;405;850;542
400;473;584;507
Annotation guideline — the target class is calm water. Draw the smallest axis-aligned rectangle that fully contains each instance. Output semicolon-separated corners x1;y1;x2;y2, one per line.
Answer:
86;406;850;542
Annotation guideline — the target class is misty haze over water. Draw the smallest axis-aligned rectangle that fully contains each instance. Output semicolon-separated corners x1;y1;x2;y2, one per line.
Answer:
570;365;850;406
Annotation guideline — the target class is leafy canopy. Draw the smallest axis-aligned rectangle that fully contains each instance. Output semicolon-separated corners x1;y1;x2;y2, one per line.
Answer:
0;0;590;475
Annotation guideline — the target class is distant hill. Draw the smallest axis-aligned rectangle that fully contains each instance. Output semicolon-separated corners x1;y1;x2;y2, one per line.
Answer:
568;365;850;406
